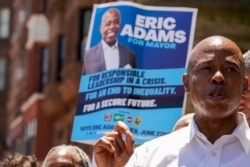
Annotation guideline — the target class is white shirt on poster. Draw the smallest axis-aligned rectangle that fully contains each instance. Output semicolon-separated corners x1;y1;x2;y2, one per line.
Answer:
102;40;119;70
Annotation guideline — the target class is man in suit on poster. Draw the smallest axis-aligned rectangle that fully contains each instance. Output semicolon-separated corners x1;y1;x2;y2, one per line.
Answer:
83;8;137;75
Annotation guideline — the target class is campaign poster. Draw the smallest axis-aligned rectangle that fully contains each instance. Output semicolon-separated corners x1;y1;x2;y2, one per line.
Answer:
71;1;197;145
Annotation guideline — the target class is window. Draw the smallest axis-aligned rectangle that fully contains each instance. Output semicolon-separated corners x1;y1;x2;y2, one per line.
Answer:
0;58;6;90
78;9;92;61
56;35;66;81
25;119;37;140
43;0;50;11
40;47;49;91
0;8;10;38
25;119;37;155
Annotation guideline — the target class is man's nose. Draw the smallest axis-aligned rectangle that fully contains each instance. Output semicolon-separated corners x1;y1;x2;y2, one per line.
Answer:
211;70;226;84
110;22;116;28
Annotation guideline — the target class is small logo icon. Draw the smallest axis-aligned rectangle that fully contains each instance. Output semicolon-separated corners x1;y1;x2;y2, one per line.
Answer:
113;114;124;122
126;116;133;123
104;113;112;121
134;117;141;126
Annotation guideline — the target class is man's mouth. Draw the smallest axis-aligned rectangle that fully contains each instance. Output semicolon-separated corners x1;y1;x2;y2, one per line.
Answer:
107;32;116;38
208;90;227;101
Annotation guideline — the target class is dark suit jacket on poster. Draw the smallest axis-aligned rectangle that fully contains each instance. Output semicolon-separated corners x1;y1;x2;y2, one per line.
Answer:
84;42;137;74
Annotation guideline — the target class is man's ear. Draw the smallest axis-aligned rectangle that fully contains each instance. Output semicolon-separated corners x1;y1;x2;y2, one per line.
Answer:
243;76;248;93
183;73;190;93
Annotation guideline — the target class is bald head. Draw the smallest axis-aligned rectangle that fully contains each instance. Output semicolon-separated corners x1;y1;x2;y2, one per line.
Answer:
101;8;121;25
100;8;121;46
42;144;91;167
173;113;195;131
187;36;244;74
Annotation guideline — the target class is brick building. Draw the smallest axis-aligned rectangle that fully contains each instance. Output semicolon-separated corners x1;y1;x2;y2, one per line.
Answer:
0;0;11;159
3;0;250;162
6;0;115;161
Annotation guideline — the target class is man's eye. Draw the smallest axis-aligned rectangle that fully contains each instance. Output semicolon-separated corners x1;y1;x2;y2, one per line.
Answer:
226;67;237;73
114;20;120;24
200;66;211;72
105;22;111;26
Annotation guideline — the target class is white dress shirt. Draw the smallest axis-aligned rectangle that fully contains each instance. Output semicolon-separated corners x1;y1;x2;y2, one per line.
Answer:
102;40;119;70
125;112;250;167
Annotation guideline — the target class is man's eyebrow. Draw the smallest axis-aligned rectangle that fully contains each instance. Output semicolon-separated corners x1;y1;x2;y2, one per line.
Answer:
195;60;211;67
225;58;242;68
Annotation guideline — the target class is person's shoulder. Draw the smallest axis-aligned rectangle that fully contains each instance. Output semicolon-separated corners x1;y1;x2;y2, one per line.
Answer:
118;42;135;55
85;43;101;54
118;43;132;50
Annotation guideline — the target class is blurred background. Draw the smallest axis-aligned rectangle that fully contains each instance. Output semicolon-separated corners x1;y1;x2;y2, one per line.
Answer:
0;0;249;162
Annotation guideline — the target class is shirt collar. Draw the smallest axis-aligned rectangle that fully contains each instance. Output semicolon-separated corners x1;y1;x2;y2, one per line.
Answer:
189;112;250;154
233;112;250;154
189;116;198;140
102;39;118;50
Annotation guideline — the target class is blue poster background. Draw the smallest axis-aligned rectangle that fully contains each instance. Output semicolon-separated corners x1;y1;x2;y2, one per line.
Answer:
71;1;197;145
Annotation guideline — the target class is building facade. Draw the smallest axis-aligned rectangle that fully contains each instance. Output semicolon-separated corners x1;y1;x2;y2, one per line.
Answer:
5;0;118;161
0;0;12;159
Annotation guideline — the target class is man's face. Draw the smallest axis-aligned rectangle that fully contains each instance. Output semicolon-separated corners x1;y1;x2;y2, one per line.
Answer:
183;37;247;119
100;9;120;45
239;71;250;125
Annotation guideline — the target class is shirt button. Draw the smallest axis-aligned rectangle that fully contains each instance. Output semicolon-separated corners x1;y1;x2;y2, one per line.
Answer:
210;151;216;157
